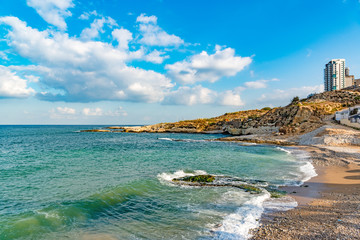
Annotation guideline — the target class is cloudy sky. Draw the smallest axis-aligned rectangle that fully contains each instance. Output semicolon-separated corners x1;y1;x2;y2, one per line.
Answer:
1;0;360;124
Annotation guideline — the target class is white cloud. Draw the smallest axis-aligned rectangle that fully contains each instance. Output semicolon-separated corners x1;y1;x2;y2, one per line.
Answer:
166;46;252;84
136;13;157;24
26;0;74;30
49;106;76;119
217;90;244;106
0;65;35;98
144;50;169;64
244;78;279;89
82;107;103;116
244;80;268;89
112;28;133;50
25;75;40;83
136;13;184;47
79;10;98;20
163;85;215;105
81;17;117;40
163;85;244;106
259;84;324;105
56;106;76;114
82;106;127;117
105;106;128;117
0;51;8;60
0;16;174;103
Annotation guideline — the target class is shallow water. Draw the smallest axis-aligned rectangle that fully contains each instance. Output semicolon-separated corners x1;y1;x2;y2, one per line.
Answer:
0;125;316;239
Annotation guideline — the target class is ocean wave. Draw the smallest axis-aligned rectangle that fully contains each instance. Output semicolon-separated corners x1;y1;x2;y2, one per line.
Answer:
299;161;317;183
214;191;270;240
290;149;317;185
157;170;208;183
276;146;292;154
158;137;207;143
263;195;298;212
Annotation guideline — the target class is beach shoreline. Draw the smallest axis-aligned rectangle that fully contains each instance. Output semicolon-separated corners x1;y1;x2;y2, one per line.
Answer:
251;145;360;239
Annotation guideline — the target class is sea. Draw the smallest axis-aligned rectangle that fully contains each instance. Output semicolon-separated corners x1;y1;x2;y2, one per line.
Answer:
0;125;317;240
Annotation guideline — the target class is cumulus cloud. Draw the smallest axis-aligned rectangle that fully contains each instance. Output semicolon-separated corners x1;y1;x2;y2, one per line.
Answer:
26;0;74;30
0;65;35;98
81;17;117;40
136;13;184;47
163;85;244;106
166;46;252;84
144;50;169;64
0;16;173;103
112;28;133;50
259;84;324;105
244;78;279;89
217;90;244;106
0;15;250;107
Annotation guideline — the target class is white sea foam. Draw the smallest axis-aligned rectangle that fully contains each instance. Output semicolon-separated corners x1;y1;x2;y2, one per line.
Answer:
35;210;61;220
299;161;317;183
157;170;208;182
276;146;292;154
158;137;173;141
263;195;298;212
214;191;270;240
158;137;207;143
291;149;317;185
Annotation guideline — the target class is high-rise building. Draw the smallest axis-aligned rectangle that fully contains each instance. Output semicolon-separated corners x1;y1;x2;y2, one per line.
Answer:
324;59;345;91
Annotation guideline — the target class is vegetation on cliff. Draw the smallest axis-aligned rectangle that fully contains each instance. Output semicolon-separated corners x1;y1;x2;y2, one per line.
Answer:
85;89;360;136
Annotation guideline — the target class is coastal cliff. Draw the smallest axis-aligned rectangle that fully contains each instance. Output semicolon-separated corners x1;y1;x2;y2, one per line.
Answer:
121;89;360;136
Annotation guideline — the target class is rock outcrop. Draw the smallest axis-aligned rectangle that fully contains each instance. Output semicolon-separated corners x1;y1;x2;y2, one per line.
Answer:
84;89;360;136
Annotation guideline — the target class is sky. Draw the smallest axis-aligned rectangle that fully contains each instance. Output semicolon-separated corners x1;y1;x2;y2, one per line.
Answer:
0;0;360;125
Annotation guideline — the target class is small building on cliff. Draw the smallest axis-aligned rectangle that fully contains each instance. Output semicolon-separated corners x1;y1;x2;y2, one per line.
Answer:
336;105;360;128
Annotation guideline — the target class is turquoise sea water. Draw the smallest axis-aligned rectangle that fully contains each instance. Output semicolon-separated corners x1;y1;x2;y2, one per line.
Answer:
0;126;316;240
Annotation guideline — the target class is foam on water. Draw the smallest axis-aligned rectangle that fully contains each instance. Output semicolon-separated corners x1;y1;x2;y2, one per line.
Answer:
290;149;317;185
158;137;173;141
215;191;270;240
276;146;292;154
157;169;208;182
158;137;207;143
263;195;298;212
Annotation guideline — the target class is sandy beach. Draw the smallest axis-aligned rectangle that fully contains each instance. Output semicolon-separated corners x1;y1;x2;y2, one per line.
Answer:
251;145;360;239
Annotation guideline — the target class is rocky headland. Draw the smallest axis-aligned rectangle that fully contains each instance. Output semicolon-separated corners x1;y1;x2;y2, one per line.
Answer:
119;89;360;138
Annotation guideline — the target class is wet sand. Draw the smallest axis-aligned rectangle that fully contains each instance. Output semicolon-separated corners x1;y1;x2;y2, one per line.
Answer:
251;145;360;239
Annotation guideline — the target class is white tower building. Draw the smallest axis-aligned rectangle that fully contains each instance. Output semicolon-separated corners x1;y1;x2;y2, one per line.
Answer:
324;59;345;91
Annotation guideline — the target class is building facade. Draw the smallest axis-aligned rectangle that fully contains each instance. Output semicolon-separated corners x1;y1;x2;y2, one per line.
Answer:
355;78;360;87
324;59;345;91
345;67;355;87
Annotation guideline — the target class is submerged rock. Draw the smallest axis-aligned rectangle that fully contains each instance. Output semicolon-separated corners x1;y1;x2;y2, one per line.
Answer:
172;174;271;195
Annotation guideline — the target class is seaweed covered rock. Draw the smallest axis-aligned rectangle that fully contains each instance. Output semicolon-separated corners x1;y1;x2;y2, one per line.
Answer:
173;175;215;183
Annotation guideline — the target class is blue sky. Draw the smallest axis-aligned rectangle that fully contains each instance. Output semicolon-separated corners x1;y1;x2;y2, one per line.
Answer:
0;0;360;124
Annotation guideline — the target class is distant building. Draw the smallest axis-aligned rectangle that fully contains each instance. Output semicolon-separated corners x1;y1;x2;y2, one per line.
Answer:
345;67;355;87
324;59;346;91
355;78;360;87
